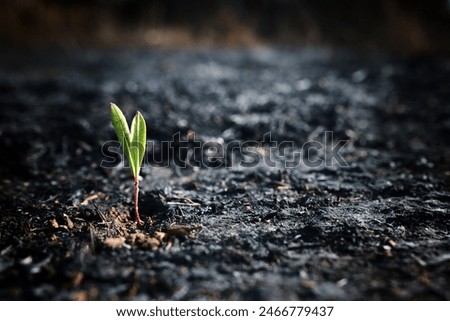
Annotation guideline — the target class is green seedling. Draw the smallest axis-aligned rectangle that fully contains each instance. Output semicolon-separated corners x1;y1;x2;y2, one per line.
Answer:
110;103;147;225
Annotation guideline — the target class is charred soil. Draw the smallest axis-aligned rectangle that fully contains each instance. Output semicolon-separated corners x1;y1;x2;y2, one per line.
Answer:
0;49;449;300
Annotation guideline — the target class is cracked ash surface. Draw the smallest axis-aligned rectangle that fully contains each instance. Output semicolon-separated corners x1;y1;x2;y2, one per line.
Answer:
0;48;449;300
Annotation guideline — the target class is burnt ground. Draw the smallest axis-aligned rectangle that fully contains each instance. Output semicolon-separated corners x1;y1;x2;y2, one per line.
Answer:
0;48;449;300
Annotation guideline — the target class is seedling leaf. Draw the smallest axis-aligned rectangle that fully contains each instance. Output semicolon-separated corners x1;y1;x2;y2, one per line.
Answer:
130;111;147;178
110;103;147;178
110;103;133;169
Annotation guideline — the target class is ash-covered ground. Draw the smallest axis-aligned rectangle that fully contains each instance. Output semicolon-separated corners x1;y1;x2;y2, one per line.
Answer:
0;48;449;300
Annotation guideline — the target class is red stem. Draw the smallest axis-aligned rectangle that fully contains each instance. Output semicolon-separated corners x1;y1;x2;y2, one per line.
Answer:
134;177;143;225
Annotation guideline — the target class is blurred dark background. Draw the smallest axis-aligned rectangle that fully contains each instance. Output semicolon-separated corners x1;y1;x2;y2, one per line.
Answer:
1;0;450;54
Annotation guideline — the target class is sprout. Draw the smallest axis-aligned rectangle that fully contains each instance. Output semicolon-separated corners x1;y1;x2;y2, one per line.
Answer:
110;103;147;225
